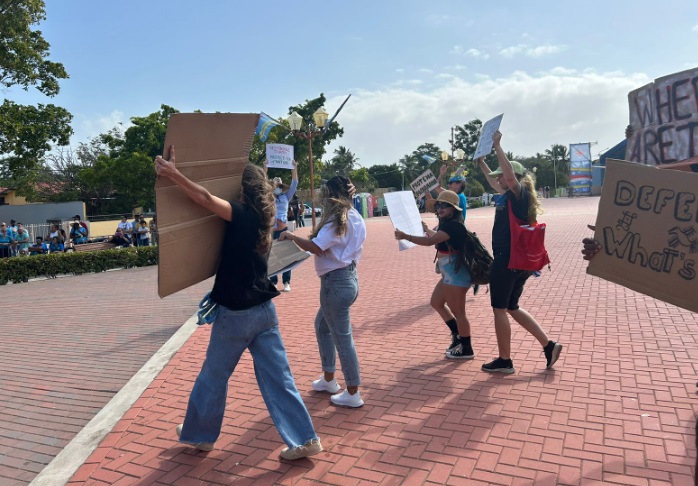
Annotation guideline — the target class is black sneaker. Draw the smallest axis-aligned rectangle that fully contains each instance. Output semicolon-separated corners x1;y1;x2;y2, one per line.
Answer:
445;333;459;354
544;341;563;369
481;357;515;374
446;342;474;360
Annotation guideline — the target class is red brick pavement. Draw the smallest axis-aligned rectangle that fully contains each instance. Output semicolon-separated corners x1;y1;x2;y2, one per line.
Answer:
11;196;698;485
0;267;212;485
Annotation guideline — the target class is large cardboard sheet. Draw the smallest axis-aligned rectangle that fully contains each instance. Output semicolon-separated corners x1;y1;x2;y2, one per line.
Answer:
588;159;698;313
384;191;422;251
156;113;259;298
626;67;698;166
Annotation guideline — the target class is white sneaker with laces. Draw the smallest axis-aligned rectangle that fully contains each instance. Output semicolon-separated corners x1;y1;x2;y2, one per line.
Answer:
312;377;341;393
331;389;364;408
283;283;291;292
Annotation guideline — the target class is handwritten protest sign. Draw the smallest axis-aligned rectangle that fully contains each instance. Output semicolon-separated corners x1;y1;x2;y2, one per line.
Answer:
473;113;504;159
409;169;439;199
626;67;698;166
588;159;698;313
266;143;294;169
384;191;422;251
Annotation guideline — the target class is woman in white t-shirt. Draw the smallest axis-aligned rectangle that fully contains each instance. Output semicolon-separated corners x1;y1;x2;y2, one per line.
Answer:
279;176;366;408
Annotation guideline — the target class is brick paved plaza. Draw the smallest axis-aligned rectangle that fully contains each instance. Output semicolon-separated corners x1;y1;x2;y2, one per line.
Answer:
1;196;696;485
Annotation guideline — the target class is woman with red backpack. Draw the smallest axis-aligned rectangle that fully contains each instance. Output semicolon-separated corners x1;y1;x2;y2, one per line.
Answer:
477;130;562;374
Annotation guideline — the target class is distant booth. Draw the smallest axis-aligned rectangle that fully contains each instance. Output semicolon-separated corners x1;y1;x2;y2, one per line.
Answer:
593;139;626;196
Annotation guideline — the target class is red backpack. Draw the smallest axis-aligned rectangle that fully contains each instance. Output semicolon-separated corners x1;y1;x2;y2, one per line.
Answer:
507;202;550;271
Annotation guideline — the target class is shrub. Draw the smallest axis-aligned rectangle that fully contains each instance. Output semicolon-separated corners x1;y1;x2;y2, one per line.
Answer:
0;247;159;285
468;198;484;209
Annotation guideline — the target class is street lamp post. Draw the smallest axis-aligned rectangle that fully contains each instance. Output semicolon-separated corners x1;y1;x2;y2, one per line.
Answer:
288;107;328;229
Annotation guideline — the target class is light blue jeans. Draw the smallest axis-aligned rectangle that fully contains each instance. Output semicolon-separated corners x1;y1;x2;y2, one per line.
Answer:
179;300;317;447
315;264;361;387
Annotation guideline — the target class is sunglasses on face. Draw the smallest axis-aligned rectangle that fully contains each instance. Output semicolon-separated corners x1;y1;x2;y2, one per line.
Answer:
434;202;451;210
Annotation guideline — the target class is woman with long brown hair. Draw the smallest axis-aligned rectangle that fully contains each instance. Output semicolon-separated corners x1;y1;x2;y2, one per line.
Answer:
279;176;367;407
155;147;322;460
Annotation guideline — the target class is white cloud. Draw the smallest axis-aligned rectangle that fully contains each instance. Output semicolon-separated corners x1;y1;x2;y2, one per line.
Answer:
73;110;130;145
466;48;490;60
499;44;566;58
450;45;464;55
326;70;651;166
692;23;698;32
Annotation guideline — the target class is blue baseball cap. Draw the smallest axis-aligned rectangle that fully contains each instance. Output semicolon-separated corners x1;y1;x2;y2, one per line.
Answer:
448;175;465;184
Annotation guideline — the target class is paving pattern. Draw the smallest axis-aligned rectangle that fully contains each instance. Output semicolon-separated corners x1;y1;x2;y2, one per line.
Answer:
3;196;697;485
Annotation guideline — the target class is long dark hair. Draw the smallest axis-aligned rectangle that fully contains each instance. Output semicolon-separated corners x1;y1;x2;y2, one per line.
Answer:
310;175;353;239
241;164;275;256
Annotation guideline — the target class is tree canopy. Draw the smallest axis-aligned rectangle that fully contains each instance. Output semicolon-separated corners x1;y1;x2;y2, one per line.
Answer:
0;0;72;186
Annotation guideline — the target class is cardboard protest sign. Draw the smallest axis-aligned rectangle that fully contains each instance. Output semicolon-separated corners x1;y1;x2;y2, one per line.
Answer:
268;238;311;277
384;191;422;251
410;169;439;199
266;143;294;169
588;159;698;313
155;113;258;298
473;113;504;159
626;67;698;166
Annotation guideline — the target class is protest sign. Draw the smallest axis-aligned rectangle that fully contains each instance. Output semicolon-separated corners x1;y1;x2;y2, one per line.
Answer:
384;191;423;251
626;67;698;166
473;114;504;159
268;239;311;277
409;169;439;199
587;159;698;313
266;143;294;169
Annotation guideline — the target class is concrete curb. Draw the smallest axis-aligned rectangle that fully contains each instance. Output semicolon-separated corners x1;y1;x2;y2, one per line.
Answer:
29;314;200;486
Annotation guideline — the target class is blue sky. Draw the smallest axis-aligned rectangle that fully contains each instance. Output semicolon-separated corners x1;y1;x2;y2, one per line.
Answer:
7;0;698;165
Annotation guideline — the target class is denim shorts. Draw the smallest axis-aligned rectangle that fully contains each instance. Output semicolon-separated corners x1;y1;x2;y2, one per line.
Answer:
437;255;472;288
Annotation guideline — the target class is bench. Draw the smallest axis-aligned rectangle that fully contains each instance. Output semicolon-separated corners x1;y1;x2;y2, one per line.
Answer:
66;241;117;253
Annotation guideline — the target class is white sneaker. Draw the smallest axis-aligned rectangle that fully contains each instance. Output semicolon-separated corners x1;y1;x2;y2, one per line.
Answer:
283;283;291;292
175;424;214;451
280;438;323;460
312;377;341;393
331;389;364;408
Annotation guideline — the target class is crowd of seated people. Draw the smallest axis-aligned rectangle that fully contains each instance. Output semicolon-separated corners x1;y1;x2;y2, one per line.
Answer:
0;213;157;258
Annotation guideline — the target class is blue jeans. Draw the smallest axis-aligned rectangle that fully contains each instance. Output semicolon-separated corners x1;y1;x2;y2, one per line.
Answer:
270;229;291;285
179;300;317;447
315;264;361;387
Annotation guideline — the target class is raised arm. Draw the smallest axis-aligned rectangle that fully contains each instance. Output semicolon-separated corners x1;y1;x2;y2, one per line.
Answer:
492;130;521;197
478;156;505;194
285;160;299;200
155;146;233;222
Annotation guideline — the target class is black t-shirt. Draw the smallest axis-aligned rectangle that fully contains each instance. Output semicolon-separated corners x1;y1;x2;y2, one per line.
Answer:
210;201;280;310
435;219;467;252
492;187;530;254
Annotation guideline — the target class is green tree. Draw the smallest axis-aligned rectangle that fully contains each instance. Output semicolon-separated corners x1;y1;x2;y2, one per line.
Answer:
348;167;374;192
399;142;443;183
323;146;358;179
367;163;403;189
544;143;570;188
249;94;344;191
122;105;178;159
0;0;72;186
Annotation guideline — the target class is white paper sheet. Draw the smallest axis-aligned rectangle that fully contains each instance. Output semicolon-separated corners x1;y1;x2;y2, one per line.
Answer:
473;113;504;159
384;191;424;251
266;143;294;169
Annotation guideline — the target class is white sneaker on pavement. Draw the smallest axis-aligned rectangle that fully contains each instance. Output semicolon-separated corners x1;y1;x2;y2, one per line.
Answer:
175;424;214;451
312;377;341;393
331;389;364;408
280;438;323;460
283;283;291;292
